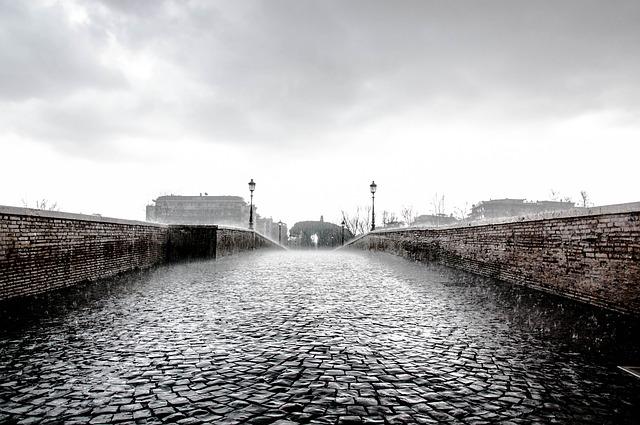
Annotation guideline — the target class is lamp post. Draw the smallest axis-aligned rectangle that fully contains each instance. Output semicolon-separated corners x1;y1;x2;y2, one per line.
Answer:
341;219;346;245
248;179;256;230
370;181;377;231
278;220;283;244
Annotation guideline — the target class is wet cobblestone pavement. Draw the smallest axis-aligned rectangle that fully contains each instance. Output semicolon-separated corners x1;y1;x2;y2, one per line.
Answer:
1;251;639;424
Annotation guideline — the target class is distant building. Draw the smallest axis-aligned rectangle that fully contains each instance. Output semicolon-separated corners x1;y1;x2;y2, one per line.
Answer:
469;198;575;220
289;220;354;248
146;194;287;243
383;220;404;228
256;217;288;244
413;214;459;227
146;195;252;226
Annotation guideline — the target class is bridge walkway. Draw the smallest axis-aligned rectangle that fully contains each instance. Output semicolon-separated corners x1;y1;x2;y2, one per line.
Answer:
0;250;639;424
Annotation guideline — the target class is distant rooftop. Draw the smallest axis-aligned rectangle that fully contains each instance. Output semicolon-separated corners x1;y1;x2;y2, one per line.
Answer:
476;198;574;205
482;198;526;203
153;195;245;202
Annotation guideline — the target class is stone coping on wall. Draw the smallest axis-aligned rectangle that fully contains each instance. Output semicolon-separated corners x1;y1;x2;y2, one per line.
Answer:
0;205;167;227
370;201;640;235
341;201;640;247
215;224;286;248
0;206;274;237
260;234;288;249
217;224;253;231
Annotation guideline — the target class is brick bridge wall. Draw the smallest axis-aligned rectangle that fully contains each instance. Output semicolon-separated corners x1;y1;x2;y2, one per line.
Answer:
217;227;279;256
165;225;218;261
346;203;640;315
0;206;281;301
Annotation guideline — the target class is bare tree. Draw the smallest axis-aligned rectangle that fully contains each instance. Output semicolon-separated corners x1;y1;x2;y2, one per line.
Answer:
381;210;398;227
22;199;59;211
340;210;357;236
453;202;470;221
549;189;573;204
432;193;445;216
579;190;591;208
431;192;446;226
358;206;372;234
400;206;416;227
341;206;372;236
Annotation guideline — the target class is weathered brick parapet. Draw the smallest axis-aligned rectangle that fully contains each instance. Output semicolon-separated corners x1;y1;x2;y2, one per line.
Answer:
346;203;640;315
0;206;282;301
217;226;280;256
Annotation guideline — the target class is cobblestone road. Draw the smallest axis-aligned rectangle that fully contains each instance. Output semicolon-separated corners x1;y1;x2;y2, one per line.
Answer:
1;251;639;424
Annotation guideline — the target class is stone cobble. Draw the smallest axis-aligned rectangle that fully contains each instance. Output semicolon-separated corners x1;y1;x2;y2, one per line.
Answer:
0;251;639;424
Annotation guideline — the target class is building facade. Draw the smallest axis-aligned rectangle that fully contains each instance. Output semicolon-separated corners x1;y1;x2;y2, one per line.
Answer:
146;195;252;227
146;195;287;243
256;217;288;244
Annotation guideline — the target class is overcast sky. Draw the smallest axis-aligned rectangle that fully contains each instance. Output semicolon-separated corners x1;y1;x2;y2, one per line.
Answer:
1;0;639;226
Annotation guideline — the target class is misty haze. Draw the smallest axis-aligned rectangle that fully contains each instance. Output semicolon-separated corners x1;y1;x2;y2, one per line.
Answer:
1;1;639;424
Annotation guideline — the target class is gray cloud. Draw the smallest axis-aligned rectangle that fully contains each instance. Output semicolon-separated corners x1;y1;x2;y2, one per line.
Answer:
0;1;125;101
2;0;639;156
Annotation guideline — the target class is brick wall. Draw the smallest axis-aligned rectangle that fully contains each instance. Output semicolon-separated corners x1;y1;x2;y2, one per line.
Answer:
0;207;167;301
217;226;280;257
0;207;282;301
166;225;217;261
347;206;640;315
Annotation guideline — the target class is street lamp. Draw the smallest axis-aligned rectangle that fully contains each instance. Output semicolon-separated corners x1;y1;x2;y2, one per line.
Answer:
370;181;377;231
277;220;283;244
248;178;256;230
341;219;346;245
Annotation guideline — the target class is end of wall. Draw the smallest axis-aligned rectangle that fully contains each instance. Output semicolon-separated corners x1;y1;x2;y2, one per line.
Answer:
216;227;285;257
166;225;218;261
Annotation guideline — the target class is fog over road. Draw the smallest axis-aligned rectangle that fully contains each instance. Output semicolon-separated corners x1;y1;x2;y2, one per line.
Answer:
1;251;638;424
